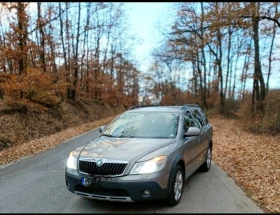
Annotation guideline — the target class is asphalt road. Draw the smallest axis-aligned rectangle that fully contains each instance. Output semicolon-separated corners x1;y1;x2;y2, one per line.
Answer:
0;128;263;213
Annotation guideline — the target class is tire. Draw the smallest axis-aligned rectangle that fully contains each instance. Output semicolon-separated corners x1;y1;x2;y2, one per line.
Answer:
199;146;212;172
164;165;184;206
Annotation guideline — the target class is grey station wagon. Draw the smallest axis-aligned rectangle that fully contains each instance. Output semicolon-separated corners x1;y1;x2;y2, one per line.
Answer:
65;104;213;206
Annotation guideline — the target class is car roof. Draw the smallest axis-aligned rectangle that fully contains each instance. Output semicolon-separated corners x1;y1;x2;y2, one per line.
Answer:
127;105;201;113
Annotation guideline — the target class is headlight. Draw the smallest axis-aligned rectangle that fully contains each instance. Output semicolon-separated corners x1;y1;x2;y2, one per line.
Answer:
67;152;77;170
130;156;167;174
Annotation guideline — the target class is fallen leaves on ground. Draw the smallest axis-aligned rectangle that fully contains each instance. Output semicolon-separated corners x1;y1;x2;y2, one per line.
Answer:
210;117;280;214
0;115;117;166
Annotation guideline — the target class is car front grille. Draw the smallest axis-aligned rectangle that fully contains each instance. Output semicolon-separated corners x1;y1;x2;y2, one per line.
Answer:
79;161;128;176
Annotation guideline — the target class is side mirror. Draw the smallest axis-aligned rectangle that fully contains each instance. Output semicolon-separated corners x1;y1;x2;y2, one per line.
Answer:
99;126;106;133
184;127;200;137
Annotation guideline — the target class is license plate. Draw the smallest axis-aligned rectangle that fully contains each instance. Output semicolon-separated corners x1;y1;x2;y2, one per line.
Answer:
81;177;100;187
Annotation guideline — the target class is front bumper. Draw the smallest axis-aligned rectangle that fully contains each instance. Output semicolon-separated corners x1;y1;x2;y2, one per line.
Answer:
65;169;169;202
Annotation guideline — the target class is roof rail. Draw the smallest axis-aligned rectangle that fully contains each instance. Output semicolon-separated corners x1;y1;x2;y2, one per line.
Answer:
129;105;159;110
181;104;200;110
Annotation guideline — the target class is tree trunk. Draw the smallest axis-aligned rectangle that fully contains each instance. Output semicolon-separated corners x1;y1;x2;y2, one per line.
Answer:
252;9;266;113
224;28;232;99
37;2;46;72
266;9;277;95
200;2;208;109
71;2;81;101
0;89;3;99
217;29;224;110
65;2;72;100
17;2;28;75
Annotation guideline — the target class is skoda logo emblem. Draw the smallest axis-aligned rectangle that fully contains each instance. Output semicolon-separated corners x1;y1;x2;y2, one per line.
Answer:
96;159;104;167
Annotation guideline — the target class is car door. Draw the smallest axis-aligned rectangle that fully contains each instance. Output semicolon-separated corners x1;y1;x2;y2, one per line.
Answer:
191;109;208;165
182;110;200;178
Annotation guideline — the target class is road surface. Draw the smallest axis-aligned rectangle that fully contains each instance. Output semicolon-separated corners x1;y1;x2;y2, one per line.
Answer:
0;128;263;213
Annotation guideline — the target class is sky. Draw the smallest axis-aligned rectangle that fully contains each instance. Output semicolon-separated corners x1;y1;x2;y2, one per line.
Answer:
17;2;280;90
124;3;175;72
124;2;280;90
26;2;176;74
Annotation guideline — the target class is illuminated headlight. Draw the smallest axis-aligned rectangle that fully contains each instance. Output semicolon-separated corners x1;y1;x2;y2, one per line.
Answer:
130;156;167;174
67;152;77;170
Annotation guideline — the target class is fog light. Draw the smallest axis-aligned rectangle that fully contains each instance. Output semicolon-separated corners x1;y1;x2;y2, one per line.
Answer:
143;190;150;195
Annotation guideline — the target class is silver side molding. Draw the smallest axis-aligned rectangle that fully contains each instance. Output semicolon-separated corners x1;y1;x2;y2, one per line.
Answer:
74;191;134;202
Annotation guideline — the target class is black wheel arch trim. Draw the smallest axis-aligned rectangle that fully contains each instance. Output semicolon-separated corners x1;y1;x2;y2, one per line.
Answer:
167;154;184;194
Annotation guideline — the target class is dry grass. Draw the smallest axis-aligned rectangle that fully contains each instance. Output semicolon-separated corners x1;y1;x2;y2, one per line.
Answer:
210;116;280;213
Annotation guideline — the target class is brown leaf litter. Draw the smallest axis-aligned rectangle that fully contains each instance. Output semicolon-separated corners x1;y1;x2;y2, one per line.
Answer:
210;117;280;213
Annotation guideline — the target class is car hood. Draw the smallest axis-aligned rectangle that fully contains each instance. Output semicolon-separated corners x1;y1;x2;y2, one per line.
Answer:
78;136;174;162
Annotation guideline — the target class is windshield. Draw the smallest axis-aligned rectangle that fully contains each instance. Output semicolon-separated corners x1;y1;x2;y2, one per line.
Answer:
102;112;179;138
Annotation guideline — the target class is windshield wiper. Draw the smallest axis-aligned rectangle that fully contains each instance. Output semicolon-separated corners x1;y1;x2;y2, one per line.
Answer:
102;134;114;137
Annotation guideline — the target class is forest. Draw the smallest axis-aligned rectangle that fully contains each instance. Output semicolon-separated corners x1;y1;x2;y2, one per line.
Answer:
0;2;279;132
0;3;280;213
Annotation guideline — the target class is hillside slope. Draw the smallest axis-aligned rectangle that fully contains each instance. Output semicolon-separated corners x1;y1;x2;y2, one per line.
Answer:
0;100;124;151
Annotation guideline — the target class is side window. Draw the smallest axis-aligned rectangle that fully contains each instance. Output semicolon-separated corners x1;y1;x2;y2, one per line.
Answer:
191;110;204;128
183;111;195;133
199;110;208;125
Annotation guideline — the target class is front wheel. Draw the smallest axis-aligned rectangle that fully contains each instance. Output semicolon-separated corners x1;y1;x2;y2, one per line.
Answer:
164;165;184;206
199;147;212;172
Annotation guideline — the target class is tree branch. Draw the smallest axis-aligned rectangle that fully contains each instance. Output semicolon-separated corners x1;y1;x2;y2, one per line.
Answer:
27;4;72;35
240;15;280;27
